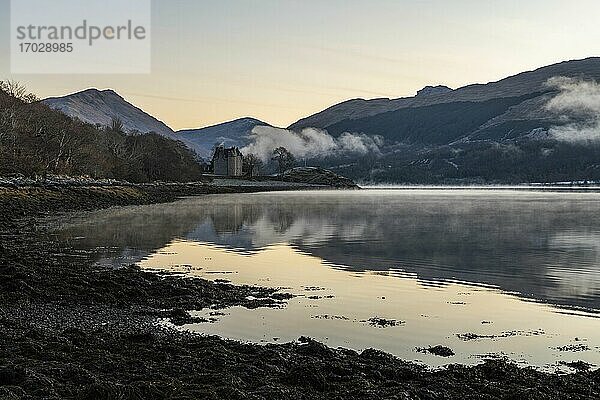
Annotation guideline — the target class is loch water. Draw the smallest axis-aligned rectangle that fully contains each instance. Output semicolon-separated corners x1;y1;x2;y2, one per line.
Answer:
55;189;600;370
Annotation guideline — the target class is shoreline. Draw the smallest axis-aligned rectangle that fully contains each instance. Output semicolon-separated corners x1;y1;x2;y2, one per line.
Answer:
1;184;599;399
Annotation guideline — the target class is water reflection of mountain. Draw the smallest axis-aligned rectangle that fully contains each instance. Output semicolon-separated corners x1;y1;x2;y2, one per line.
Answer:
56;192;600;312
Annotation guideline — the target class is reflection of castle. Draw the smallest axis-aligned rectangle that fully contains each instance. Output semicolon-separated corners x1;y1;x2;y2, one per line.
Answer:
212;146;243;176
210;203;244;234
208;203;267;235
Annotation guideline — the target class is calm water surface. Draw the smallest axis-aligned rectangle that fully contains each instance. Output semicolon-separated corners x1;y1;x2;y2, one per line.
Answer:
55;189;600;370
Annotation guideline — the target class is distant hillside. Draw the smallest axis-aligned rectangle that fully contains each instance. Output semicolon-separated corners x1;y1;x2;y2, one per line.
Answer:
44;89;175;137
175;118;270;159
289;57;600;132
286;57;600;184
326;93;544;144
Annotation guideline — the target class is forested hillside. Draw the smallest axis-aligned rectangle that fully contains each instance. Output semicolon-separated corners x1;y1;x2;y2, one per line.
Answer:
326;94;542;144
0;82;203;183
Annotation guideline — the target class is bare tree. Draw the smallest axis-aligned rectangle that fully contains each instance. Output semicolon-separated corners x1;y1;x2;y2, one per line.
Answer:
108;117;125;134
243;153;263;177
53;130;69;170
0;80;38;103
272;147;296;173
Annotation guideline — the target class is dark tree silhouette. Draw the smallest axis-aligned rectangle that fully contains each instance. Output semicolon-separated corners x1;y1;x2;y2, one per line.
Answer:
109;117;125;135
0;82;203;182
0;80;38;103
243;153;263;177
272;147;295;173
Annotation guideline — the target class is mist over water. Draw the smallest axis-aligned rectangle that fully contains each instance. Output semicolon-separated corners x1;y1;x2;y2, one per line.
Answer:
56;189;600;369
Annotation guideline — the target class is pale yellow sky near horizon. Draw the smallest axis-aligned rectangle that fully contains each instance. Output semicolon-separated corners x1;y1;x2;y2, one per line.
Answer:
1;0;599;131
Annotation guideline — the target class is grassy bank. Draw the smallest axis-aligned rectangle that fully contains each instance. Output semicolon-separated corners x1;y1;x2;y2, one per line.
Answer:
1;185;599;399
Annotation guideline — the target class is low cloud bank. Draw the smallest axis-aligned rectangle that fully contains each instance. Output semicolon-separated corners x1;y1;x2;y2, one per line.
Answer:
545;76;600;142
242;126;382;161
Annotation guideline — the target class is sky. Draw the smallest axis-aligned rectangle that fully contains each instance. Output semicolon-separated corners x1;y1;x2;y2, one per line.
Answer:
1;0;599;130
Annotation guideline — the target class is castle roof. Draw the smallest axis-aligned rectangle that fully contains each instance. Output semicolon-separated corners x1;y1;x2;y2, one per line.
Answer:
212;146;242;160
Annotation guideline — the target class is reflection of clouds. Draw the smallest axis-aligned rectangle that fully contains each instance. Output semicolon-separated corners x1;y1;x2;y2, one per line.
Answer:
200;198;376;250
544;267;600;300
546;232;600;299
247;215;343;247
550;232;600;252
339;223;368;241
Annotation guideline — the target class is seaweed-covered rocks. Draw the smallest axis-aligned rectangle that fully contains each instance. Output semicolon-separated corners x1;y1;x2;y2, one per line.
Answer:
278;167;359;188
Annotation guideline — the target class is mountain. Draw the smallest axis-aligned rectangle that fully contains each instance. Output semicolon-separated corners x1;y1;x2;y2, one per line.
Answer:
44;89;175;137
290;57;600;184
416;85;453;97
43;89;270;161
289;57;600;132
175;118;270;159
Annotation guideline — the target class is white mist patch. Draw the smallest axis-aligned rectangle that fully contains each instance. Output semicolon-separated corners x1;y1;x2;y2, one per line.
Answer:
545;77;600;142
242;126;382;161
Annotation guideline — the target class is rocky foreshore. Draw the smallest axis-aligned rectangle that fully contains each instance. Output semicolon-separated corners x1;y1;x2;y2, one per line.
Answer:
277;167;359;188
1;182;599;399
0;169;360;190
0;176;350;230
